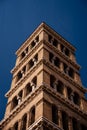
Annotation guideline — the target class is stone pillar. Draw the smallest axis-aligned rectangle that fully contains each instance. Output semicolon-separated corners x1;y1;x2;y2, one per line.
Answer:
60;62;64;72
30;82;35;91
68;116;73;130
18;119;22;130
32;57;37;65
58;43;61;51
58;108;63;129
70;92;74;102
53;80;58;91
22;88;25;99
51;56;56;64
26;112;30;129
64;86;68;98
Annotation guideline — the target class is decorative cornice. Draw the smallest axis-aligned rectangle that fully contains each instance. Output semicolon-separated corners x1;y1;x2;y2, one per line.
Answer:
28;117;62;130
16;22;76;56
1;84;87;128
15;23;44;56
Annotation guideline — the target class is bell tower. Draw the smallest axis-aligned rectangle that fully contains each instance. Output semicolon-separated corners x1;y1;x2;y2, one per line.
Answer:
0;22;87;130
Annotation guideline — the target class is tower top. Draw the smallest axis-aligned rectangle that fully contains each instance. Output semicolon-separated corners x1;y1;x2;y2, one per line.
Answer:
16;22;76;56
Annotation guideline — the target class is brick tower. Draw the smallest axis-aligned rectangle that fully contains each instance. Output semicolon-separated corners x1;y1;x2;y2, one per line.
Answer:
0;22;87;130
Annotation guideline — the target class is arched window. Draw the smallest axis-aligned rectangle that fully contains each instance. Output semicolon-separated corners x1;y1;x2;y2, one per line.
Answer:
62;111;69;130
22;114;27;130
25;83;32;97
57;81;64;95
50;75;56;88
13;122;18;130
11;96;18;110
72;118;79;130
52;105;58;124
30;106;35;125
73;92;80;106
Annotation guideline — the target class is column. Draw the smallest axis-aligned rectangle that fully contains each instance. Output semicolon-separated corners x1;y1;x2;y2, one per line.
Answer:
70;92;74;102
68;116;73;130
32;57;37;65
30;81;35;91
64;86;68;98
22;88;25;99
58;43;61;51
26;112;30;129
51;56;56;64
60;62;64;72
53;80;58;91
18;119;22;130
58;108;63;129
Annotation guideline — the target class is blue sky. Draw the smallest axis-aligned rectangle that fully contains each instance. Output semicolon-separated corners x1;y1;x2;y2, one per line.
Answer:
0;0;87;121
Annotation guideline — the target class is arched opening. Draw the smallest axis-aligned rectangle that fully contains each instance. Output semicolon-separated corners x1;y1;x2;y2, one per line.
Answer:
29;59;34;69
49;52;54;63
57;81;64;95
72;118;79;130
11;96;18;110
65;48;70;57
62;111;69;130
50;75;56;88
54;57;60;68
52;105;58;124
25;83;32;96
16;71;22;82
68;68;74;78
14;122;18;130
81;124;87;130
67;87;72;100
73;92;80;106
31;76;37;90
22;114;27;130
30;106;35;125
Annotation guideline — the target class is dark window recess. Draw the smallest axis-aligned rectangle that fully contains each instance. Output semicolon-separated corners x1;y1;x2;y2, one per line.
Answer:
17;71;22;82
49;52;54;63
29;59;34;69
31;41;36;48
65;48;70;56
12;96;18;110
73;92;80;105
53;39;58;47
14;122;18;130
72;118;79;130
50;75;56;88
34;54;38;62
61;44;65;52
69;68;74;78
48;35;52;43
30;107;35;125
35;35;39;42
52;105;58;124
62;111;69;130
57;81;64;94
25;83;32;96
67;87;72;100
22;114;27;130
21;47;28;59
21;52;25;59
18;90;22;98
54;57;60;68
81;124;87;130
63;63;68;74
32;76;37;86
22;66;26;74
